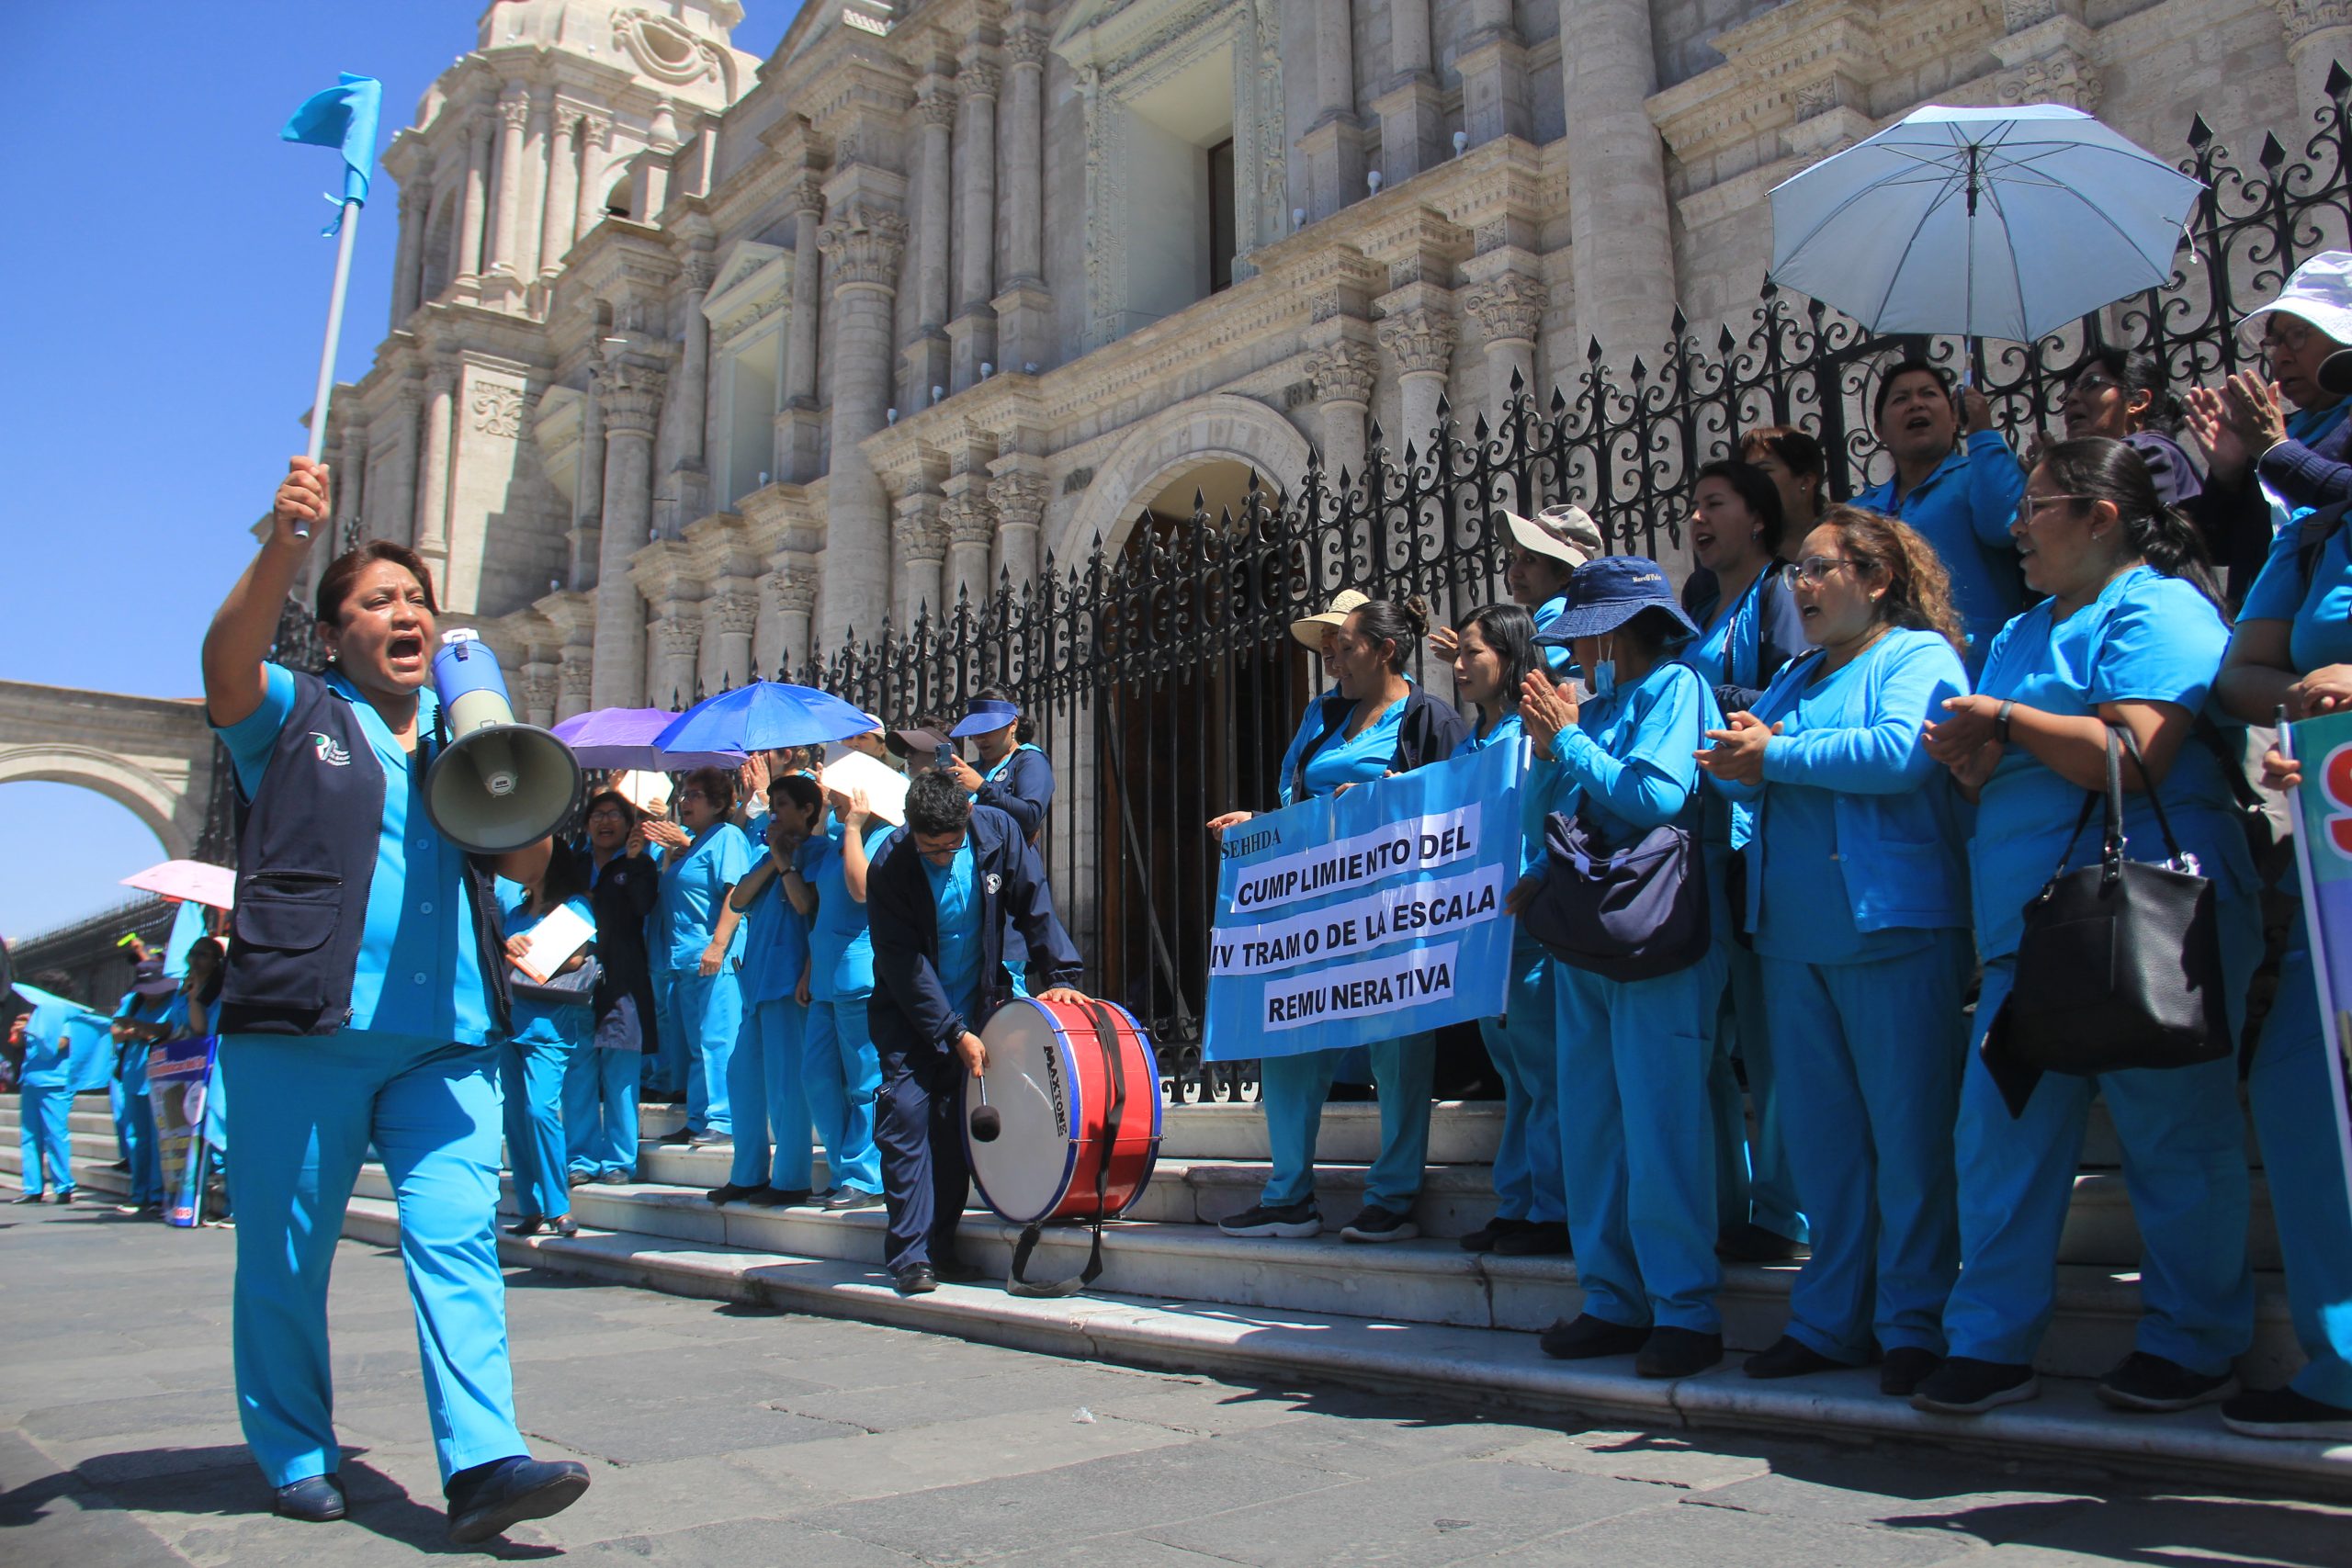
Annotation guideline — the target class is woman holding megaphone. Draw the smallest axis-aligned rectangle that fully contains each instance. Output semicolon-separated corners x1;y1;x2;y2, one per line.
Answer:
199;457;589;1542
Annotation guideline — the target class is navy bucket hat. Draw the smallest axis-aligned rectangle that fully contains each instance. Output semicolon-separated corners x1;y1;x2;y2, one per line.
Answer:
1531;556;1699;647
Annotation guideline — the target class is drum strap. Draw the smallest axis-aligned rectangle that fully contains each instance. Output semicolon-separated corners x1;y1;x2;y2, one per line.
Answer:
1005;999;1125;1299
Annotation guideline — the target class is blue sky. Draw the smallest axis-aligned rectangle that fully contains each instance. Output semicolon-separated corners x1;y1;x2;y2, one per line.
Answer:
0;2;799;943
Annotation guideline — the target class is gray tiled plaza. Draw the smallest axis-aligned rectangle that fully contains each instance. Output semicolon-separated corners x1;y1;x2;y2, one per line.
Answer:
3;1201;2344;1565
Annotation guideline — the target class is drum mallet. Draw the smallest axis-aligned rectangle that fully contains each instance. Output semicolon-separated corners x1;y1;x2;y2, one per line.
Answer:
969;1077;1001;1142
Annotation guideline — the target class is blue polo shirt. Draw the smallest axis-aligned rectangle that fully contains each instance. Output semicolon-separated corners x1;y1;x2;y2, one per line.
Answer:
15;999;74;1087
735;810;811;1005
798;820;899;1002
1296;695;1406;802
923;840;984;1019
215;663;495;1044
655;820;753;973
2239;516;2352;672
1854;430;2028;665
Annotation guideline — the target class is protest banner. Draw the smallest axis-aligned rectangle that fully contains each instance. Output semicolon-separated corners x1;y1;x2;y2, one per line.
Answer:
146;1035;220;1228
2287;709;2352;1217
1204;740;1524;1060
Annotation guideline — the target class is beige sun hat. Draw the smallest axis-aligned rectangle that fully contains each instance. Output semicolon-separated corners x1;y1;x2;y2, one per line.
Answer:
1288;588;1371;649
1500;502;1603;568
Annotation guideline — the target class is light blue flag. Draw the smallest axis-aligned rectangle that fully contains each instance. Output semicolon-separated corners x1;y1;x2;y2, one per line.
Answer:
281;72;383;228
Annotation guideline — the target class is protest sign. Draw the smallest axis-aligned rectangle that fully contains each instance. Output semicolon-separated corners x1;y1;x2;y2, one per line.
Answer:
1204;740;1524;1060
2287;709;2352;1219
146;1035;220;1228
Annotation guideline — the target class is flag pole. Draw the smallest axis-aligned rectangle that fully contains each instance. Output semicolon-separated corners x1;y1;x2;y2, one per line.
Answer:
297;198;364;538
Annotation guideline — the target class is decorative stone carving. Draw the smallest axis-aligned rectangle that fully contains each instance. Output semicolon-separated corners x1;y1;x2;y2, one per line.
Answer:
2002;0;2061;29
518;667;558;717
681;255;716;293
1305;340;1379;405
989;470;1050;525
497;96;532;131
650;612;703;660
579;111;612;149
764;568;818;616
710;593;760;637
1375;308;1453;378
961;62;1002;100
790;175;827;215
469;380;527;438
1996;51;2104;112
2273;0;2352;44
916;80;960;130
559;653;594;703
1462;273;1547;346
818;206;908;290
592;361;667;435
942;491;996;548
1008;27;1049;68
893;503;951;561
612;6;731;86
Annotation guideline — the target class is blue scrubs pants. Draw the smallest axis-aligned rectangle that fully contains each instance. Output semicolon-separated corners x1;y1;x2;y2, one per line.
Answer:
500;1034;576;1219
876;1042;970;1272
660;969;741;1136
220;1032;525;1489
109;1076;133;1164
562;1047;639;1179
730;998;814;1190
804;998;883;1195
2249;930;2352;1407
121;1056;163;1206
1555;942;1730;1334
17;1082;72;1195
1711;942;1807;1243
1257;1034;1436;1213
1944;895;2263;1375
1764;931;1972;1362
1480;944;1563;1224
645;970;687;1099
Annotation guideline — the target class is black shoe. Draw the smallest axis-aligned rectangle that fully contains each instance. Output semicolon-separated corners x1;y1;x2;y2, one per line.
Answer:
1716;1222;1806;1263
2096;1351;2239;1414
1217;1201;1321;1239
1340;1204;1419;1244
823;1187;884;1212
752;1186;812;1206
274;1472;347;1522
52;1190;73;1205
108;1160;131;1172
1911;1357;2039;1416
506;1215;548;1236
1880;1347;1941;1398
594;1170;630;1185
9;1191;41;1205
1493;1221;1572;1258
139;1202;165;1219
932;1255;984;1284
658;1128;695;1146
689;1133;731;1147
1459;1216;1529;1253
2222;1385;2352;1441
566;1170;592;1189
1637;1327;1724;1379
444;1456;590;1545
705;1183;759;1206
893;1264;938;1296
1538;1314;1648;1360
1743;1335;1846;1380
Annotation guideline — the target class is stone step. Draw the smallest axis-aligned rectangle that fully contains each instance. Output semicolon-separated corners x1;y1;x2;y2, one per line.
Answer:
333;1195;2352;1503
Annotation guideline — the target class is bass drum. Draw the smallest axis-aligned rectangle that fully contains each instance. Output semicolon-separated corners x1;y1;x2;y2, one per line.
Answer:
965;996;1162;1225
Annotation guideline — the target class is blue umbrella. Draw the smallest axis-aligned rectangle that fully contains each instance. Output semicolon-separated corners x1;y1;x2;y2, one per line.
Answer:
1769;104;2204;344
652;682;879;755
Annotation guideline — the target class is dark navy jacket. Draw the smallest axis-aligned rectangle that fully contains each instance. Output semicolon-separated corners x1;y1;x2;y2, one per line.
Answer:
589;848;662;1050
216;671;511;1037
866;804;1083;1058
974;744;1056;964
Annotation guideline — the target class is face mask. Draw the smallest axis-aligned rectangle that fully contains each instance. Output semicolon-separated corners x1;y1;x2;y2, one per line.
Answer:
1589;639;1617;701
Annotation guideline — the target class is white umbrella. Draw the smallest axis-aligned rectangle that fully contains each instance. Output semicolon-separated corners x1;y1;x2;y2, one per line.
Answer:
1769;104;2204;344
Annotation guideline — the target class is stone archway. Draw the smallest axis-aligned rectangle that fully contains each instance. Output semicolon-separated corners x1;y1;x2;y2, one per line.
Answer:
1057;391;1314;565
0;682;218;862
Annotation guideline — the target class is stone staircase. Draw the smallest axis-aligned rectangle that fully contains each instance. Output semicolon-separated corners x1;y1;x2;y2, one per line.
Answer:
6;1089;2345;1498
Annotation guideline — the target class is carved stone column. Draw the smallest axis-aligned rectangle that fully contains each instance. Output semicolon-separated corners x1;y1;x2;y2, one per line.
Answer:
519;662;560;728
571;389;604;589
893;491;949;630
413;360;459;575
333;426;369;551
1300;0;1367;220
907;78;957;403
673;253;715;511
708;590;760;689
391;178;427;323
995;24;1051;372
1372;0;1443;185
380;381;422;548
574;113;613;240
455;111;492;299
779;174;828;482
1461;270;1546;423
951;55;1001;389
1306;338;1379;496
1559;0;1677;368
648;605;704;709
485;90;531;300
2277;0;2352;124
819;203;910;646
591;357;666;707
988;468;1049;594
763;566;818;681
1378;307;1454;461
539;103;579;281
941;490;996;611
1456;0;1529;149
557;648;594;723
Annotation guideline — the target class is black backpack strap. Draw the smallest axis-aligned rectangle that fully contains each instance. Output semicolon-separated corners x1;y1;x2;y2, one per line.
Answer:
1006;999;1127;1299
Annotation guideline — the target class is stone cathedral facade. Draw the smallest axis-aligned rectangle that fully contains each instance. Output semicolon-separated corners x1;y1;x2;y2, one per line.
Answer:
317;0;2341;720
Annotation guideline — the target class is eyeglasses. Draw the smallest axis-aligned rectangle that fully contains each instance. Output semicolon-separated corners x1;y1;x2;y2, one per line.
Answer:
2018;492;2094;524
1792;556;1855;583
2069;372;2121;395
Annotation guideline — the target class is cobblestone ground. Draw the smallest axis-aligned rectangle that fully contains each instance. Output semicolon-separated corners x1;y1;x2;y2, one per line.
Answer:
3;1201;2346;1565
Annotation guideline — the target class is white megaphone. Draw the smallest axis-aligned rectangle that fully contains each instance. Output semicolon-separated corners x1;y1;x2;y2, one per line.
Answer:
424;629;583;855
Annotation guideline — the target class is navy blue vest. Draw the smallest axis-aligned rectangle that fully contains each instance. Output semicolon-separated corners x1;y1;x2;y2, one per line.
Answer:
217;671;511;1037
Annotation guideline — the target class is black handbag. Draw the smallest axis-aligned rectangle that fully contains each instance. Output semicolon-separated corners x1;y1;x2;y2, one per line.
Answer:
1982;726;2230;1117
1521;809;1711;982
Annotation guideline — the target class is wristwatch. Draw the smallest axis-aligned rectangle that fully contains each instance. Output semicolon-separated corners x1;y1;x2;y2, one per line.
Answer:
1995;699;2016;744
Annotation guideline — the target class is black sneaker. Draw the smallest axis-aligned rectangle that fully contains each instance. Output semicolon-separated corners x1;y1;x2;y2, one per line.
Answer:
2095;1351;2240;1414
1538;1314;1648;1360
1218;1201;1321;1239
274;1472;346;1522
1716;1222;1807;1263
1637;1327;1724;1379
1742;1335;1845;1380
705;1183;760;1206
8;1191;41;1205
689;1132;731;1147
1911;1357;2039;1416
594;1170;630;1185
1493;1221;1572;1258
1880;1347;1941;1398
823;1187;884;1211
1340;1204;1419;1244
1459;1217;1528;1253
444;1456;590;1545
565;1170;592;1189
2221;1385;2352;1441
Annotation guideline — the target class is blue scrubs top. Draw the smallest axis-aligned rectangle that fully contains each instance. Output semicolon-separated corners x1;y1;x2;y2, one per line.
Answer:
1853;431;2028;660
1972;565;2256;958
656;821;753;973
1296;695;1407;802
734;811;811;1006
1532;593;1575;678
2239;518;2352;671
498;889;596;1046
16;999;74;1086
923;841;984;1019
1526;661;1715;847
215;663;495;1045
799;821;899;1003
113;991;170;1092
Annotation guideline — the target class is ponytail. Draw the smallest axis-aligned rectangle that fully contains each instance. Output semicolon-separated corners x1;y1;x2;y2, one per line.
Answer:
2034;437;2222;606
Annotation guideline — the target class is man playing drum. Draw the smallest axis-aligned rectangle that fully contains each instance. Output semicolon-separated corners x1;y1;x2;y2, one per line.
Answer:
866;770;1088;1295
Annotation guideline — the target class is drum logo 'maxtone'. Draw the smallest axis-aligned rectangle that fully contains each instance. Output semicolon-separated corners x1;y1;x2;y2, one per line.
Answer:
1040;1027;1069;1136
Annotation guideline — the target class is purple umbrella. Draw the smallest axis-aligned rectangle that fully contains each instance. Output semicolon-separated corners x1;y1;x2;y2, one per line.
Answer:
550;707;745;772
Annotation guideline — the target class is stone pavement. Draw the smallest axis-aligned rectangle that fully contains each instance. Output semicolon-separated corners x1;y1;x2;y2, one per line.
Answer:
4;1201;2347;1566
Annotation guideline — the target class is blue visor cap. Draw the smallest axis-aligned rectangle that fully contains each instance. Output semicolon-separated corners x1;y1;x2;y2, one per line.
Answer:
949;699;1022;739
1532;556;1699;647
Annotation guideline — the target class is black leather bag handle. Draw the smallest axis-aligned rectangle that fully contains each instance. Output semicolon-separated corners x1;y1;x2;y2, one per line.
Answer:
2041;724;2192;894
1005;999;1126;1299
